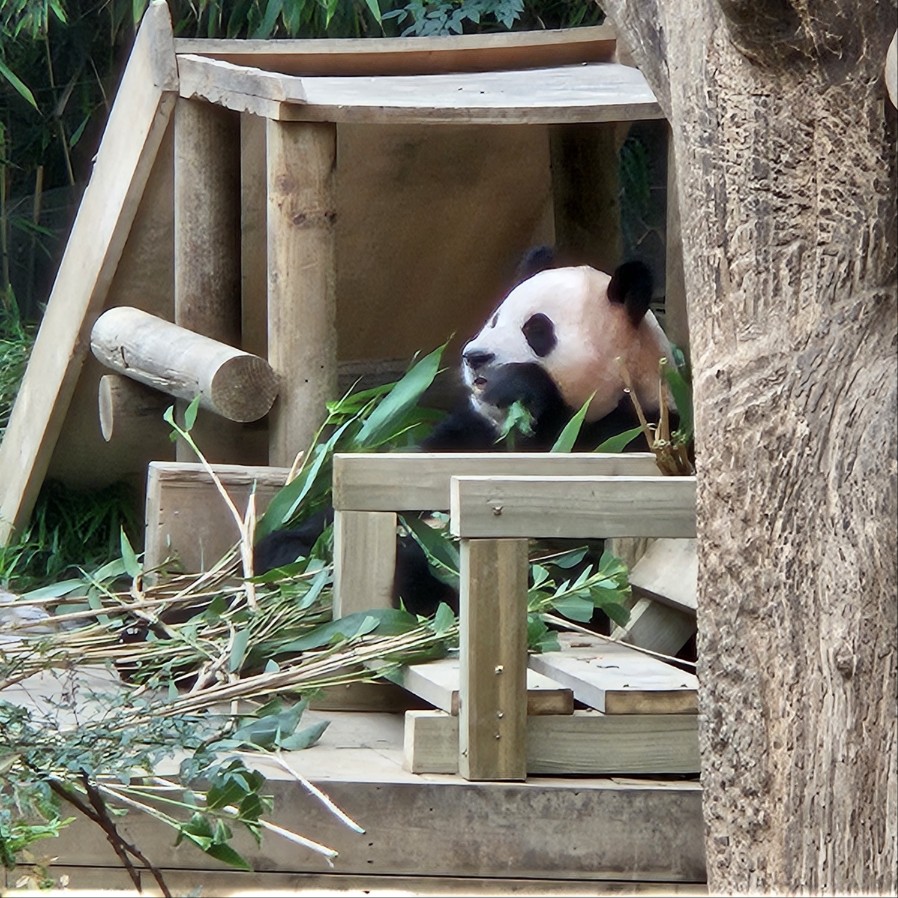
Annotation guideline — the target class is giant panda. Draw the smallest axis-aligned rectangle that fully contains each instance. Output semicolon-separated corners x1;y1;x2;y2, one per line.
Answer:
421;246;675;453
253;247;676;616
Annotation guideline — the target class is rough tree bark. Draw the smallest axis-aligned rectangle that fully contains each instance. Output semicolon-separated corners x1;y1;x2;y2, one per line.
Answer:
601;1;898;893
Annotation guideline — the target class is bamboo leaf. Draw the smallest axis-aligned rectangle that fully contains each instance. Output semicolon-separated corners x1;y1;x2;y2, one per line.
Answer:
0;60;37;110
594;425;645;454
551;394;594;453
120;529;140;579
229;628;251;673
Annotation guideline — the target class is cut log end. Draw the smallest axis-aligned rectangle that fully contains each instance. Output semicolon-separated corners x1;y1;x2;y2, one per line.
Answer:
210;355;280;422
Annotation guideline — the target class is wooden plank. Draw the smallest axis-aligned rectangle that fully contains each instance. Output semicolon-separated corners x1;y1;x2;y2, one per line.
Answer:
629;537;698;612
405;709;700;775
178;53;306;119
333;451;661;512
266;119;337;466
144;461;289;571
382;656;573;716
0;0;178;544
174;25;619;77
332;510;397;618
610;596;697;657
178;61;662;125
527;634;697;714
459;538;529;781
450;475;697;539
278;64;662;126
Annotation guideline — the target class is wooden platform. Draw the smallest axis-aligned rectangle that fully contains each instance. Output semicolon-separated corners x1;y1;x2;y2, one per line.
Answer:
8;693;705;890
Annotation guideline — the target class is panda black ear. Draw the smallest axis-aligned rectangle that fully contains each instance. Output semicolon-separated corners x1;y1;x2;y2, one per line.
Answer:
608;260;653;326
513;245;556;285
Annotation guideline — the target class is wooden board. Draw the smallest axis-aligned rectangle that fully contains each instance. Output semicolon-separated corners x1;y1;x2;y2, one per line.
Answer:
610;596;697;657
0;0;178;544
450;475;697;539
527;634;697;714
380;656;573;716
177;59;664;125
144;461;289;572
404;709;700;776
629;537;698;612
333;451;661;512
174;25;618;77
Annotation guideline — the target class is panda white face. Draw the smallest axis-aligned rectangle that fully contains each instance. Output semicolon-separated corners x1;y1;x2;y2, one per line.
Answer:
462;265;672;423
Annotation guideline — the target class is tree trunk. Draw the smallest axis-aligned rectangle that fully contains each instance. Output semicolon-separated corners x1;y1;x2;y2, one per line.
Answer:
603;1;898;893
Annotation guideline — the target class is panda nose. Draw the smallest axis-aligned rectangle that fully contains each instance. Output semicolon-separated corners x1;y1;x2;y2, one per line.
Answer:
463;349;495;370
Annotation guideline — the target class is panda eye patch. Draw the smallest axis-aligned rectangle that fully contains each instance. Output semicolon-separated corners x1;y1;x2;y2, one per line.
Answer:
522;313;556;357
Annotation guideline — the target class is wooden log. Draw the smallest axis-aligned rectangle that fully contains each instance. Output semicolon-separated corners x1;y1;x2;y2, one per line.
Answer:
0;0;178;544
98;373;169;442
174;96;243;462
450;475;697;539
90;306;279;423
405;709;700;776
332;451;661;512
527;633;698;714
459;538;529;781
266;119;337;466
332;510;397;618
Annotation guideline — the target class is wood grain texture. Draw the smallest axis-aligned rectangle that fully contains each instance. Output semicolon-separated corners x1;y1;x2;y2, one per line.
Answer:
179;62;663;125
0;0;178;543
405;709;700;776
90;307;278;422
266;119;337;465
628;537;697;612
332;510;397;618
527;634;698;714
450;475;696;539
332;452;661;511
98;374;170;442
459;538;529;781
609;596;696;657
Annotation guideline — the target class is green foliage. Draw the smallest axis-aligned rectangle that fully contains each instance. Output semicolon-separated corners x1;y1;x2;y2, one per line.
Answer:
0;479;140;591
0;296;34;436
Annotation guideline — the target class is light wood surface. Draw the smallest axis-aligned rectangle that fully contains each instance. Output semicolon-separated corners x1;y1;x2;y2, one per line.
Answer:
405;709;700;775
528;634;698;714
459;538;529;780
450;475;697;539
90;306;278;422
332;509;397;617
333;451;660;511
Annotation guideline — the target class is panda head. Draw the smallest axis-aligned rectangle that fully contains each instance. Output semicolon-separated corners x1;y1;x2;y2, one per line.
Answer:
461;258;673;424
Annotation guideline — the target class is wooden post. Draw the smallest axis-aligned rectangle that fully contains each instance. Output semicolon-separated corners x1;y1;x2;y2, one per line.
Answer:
332;510;397;618
174;97;243;461
458;537;529;781
266;120;337;467
98;374;170;442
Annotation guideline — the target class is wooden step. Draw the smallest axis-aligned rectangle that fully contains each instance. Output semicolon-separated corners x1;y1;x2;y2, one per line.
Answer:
528;633;697;714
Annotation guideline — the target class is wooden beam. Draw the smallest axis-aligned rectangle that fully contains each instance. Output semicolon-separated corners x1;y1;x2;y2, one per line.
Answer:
610;596;697;657
405;709;700;775
90;307;278;423
332;451;661;512
381;657;573;716
177;54;306;119
174;25;618;77
0;0;178;544
173;96;244;461
266;119;337;466
332;510;397;618
527;634;698;714
450;475;697;539
250;64;663;126
458;538;529;781
629;537;697;612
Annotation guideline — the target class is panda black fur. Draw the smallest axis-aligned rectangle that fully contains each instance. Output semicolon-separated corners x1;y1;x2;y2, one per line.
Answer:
253;247;676;617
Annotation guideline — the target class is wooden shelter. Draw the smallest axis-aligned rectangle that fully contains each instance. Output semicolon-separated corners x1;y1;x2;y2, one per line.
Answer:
0;3;703;890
